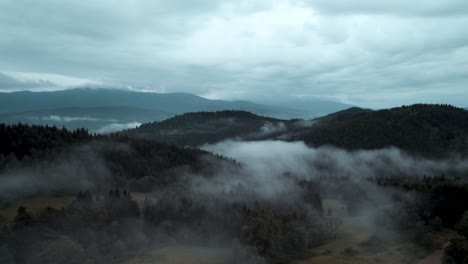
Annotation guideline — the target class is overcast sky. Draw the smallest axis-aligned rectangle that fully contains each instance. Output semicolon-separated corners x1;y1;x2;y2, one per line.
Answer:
0;0;467;108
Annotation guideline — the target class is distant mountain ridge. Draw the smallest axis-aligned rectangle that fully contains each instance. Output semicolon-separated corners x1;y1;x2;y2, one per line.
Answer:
0;88;304;118
0;88;350;132
0;88;357;132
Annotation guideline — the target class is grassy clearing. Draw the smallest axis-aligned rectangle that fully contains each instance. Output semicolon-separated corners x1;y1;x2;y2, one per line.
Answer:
0;195;75;222
119;246;230;264
294;239;428;264
130;192;148;208
0;192;149;223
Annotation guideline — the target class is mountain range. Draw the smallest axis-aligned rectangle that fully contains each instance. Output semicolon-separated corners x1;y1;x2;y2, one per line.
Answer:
0;88;352;132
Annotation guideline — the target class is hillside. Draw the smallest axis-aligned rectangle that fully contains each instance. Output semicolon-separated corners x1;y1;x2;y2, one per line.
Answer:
0;123;90;160
0;124;229;198
289;104;468;156
313;107;373;123
125;105;468;155
126;110;296;146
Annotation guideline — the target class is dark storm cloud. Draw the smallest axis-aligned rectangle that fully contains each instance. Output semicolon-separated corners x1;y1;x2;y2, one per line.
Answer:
0;0;467;107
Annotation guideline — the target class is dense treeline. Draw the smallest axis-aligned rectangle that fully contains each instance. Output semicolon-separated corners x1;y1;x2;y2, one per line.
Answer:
98;136;229;180
0;124;236;198
0;123;91;160
291;104;468;157
0;177;336;264
369;174;468;227
125;110;294;146
5;171;468;263
4;173;467;263
301;172;468;261
1;190;141;263
445;211;468;263
365;174;468;262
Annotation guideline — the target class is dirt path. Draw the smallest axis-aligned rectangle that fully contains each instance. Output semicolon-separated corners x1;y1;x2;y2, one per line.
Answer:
417;242;450;264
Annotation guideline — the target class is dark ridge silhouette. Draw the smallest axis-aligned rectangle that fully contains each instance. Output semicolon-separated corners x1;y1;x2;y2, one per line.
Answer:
124;104;468;156
291;104;468;157
316;107;374;123
125;110;296;146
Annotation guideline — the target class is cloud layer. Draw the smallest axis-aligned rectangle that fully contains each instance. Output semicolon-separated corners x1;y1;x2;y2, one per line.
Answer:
0;1;467;107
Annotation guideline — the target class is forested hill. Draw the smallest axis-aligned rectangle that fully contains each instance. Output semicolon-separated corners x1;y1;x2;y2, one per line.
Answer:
125;110;296;146
290;104;468;156
314;107;373;123
0;123;91;160
0;124;230;191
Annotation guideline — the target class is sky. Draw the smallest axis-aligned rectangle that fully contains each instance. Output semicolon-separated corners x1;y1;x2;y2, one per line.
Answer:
0;0;467;108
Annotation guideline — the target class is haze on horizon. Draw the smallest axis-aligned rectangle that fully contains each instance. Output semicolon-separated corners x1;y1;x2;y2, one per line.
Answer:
1;0;468;108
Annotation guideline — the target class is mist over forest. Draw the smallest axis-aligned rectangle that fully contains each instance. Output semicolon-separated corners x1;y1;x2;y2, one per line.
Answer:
2;1;468;263
1;104;468;264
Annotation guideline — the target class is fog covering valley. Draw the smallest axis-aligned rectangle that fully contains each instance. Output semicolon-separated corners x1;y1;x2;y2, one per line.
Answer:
1;105;468;264
2;0;468;262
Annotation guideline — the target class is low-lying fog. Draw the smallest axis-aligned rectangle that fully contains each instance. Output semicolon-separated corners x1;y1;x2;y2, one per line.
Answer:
2;140;468;264
204;140;468;180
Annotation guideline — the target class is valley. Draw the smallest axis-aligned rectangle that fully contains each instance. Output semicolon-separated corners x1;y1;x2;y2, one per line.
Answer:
2;2;467;262
1;104;468;263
